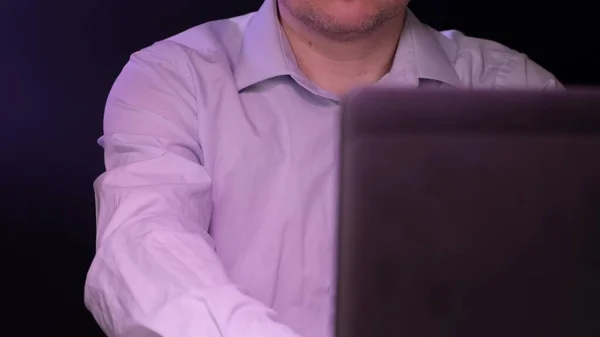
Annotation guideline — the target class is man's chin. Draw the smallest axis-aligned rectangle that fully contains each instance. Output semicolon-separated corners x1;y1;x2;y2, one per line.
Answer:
316;15;392;41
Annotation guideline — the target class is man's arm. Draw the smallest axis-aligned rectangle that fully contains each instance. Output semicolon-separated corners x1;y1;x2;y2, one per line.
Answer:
84;43;299;337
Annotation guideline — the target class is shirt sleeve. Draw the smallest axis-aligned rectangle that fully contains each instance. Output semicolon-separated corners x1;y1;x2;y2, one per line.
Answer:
84;42;301;337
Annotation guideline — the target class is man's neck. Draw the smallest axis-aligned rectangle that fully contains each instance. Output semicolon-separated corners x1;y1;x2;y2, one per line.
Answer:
279;5;405;96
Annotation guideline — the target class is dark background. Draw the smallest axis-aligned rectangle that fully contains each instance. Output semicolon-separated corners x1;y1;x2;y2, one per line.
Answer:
1;0;596;335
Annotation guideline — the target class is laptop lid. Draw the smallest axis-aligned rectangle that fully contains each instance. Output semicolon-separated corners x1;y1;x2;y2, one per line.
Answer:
336;88;600;337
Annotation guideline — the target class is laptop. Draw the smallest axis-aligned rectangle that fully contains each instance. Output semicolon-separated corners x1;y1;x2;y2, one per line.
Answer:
335;88;600;337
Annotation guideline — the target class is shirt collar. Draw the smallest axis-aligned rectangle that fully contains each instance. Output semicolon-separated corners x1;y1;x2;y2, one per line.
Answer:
234;0;290;90
234;0;461;91
391;10;461;87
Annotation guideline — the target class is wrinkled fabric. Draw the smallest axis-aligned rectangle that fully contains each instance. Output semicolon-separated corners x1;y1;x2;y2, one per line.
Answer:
84;0;562;336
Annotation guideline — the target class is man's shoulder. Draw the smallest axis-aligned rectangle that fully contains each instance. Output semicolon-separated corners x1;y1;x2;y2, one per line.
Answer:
127;12;256;74
430;28;562;89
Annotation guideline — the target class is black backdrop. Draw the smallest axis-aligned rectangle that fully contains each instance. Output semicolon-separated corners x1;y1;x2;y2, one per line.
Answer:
1;0;596;335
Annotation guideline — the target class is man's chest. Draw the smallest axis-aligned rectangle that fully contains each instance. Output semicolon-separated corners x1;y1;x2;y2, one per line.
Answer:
197;81;340;307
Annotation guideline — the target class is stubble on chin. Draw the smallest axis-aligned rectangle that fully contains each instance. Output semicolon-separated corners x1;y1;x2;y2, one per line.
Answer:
279;0;405;42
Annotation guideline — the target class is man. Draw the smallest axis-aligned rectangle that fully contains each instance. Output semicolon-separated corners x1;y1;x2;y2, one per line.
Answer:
84;0;561;336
